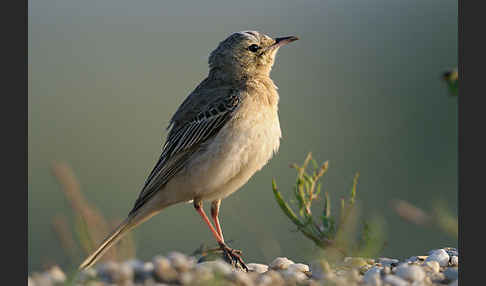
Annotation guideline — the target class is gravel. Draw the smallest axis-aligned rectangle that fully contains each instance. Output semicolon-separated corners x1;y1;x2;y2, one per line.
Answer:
28;247;459;286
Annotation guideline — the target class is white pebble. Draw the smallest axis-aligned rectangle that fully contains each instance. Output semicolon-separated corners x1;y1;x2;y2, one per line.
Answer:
450;256;459;266
384;274;408;286
394;264;425;282
230;271;255;286
269;257;294;270
280;269;308;283
424;261;440;273
287;263;309;273
48;266;66;283
247;263;268;273
197;260;232;276
378;257;400;266
168;252;192;272
153;256;178;282
425;249;450;267
309;260;331;280
363;266;382;286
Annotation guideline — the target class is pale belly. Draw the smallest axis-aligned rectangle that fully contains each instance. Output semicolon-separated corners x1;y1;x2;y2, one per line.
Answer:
174;103;282;202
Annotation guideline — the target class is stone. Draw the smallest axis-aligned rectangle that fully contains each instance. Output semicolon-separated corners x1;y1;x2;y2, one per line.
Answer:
47;266;66;284
167;252;193;272
394;264;425;282
269;257;294;270
118;262;135;282
363;266;382;286
247;263;268;274
378;257;399;267
444;268;458;281
280;269;308;283
152;256;178;283
450;256;459;266
287;263;309;273
425;249;450;267
309;260;332;280
230;271;255;286
384;274;408;286
260;270;285;286
97;261;122;283
424;261;440;273
197;260;233;276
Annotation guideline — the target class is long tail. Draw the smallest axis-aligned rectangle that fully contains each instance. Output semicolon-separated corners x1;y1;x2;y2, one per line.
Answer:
79;209;160;270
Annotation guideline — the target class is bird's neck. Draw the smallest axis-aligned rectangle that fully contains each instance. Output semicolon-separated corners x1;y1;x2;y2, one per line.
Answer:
208;67;270;84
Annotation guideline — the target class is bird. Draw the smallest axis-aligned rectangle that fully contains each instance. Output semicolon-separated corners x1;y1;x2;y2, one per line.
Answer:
79;31;299;271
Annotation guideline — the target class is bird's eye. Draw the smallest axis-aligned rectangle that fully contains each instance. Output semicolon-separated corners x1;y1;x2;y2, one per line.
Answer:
248;44;260;52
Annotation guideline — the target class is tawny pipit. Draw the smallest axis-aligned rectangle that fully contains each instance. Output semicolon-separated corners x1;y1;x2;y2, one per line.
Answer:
79;31;298;271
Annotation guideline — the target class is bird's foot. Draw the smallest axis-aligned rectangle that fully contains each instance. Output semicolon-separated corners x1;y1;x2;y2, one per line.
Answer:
218;242;248;272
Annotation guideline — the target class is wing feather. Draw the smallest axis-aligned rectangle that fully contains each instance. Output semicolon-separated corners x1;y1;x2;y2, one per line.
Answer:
128;90;241;215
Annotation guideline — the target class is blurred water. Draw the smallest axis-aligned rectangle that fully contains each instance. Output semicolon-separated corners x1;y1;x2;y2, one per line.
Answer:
28;0;457;272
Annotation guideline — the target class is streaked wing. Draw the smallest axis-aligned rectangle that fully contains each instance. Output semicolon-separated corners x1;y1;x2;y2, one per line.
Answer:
129;90;241;215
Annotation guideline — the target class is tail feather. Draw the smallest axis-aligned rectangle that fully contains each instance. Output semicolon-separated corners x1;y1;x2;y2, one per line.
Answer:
79;201;173;270
79;216;135;270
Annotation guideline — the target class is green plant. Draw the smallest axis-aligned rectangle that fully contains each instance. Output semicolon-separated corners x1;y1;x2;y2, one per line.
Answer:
272;153;385;259
442;68;458;96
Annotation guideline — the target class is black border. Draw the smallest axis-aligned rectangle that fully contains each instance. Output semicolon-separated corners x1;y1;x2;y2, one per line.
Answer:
5;0;28;283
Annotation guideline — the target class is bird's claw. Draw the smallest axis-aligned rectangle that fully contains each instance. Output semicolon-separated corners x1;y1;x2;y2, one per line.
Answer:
219;243;248;272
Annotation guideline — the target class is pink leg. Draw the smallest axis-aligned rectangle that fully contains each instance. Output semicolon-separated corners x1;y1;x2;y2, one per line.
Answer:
211;200;225;243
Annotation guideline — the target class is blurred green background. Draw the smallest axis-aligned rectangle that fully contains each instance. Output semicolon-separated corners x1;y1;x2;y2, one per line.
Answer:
28;0;457;272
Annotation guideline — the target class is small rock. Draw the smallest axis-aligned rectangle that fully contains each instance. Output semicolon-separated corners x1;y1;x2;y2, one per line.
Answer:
247;263;268;274
229;271;255;286
261;270;285;285
450;256;459;266
384;274;408;286
118;262;135;282
378;257;400;267
443;247;458;257
47;266;66;284
31;273;52;286
405;256;419;263
425;249;450;267
126;259;150;281
444;268;458;281
363;266;382;286
191;266;214;283
97;261;121;283
269;257;294;270
394;264;425;282
179;272;194;285
347;269;362;283
287;263;309;273
197;260;232;276
280;269;308;283
309;260;332;280
152;256;178;283
167;252;193;272
423;261;440;273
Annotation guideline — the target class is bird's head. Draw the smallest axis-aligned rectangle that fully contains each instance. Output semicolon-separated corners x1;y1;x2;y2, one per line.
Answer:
208;31;298;80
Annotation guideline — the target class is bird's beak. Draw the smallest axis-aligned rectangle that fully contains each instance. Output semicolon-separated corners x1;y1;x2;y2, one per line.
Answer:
273;36;299;47
263;36;299;53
